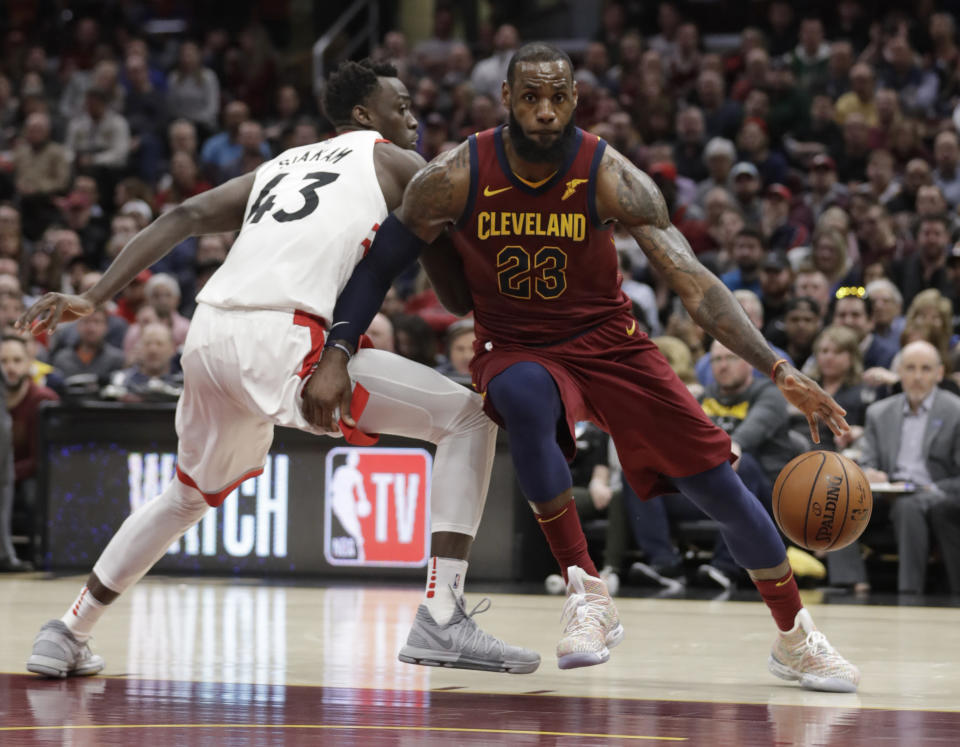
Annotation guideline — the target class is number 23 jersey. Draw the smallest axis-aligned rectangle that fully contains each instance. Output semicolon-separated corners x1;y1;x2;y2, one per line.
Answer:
197;129;387;321
451;125;630;347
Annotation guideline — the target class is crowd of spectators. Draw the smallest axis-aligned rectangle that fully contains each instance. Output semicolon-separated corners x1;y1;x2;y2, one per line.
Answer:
3;2;960;589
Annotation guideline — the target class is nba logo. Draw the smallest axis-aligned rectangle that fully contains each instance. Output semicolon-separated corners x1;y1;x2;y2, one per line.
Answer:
324;447;432;567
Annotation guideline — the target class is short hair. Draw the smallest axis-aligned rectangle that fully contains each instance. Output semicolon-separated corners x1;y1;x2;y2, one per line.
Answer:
917;213;951;232
786;296;821;317
145;272;181;301
0;333;27;348
507;42;573;86
322;58;399;127
809;325;863;387
865;278;903;310
735;226;766;246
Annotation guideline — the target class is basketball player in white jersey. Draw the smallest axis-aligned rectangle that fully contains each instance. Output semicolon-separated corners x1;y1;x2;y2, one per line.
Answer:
19;60;539;677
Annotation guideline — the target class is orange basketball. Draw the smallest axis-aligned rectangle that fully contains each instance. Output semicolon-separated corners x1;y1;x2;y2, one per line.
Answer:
772;451;873;551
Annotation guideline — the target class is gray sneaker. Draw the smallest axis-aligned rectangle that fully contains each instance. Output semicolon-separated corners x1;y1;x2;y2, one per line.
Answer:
398;593;540;674
26;620;105;678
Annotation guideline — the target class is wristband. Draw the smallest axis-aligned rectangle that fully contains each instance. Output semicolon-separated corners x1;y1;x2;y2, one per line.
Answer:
325;341;353;360
771;358;788;381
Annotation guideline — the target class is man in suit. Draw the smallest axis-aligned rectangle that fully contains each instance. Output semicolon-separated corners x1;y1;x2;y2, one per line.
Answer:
858;340;960;593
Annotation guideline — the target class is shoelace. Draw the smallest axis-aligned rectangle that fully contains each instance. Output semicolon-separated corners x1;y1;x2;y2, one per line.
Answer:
560;592;607;635
802;630;837;657
451;593;507;657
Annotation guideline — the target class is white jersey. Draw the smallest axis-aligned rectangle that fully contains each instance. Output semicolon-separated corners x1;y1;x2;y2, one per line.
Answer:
197;129;388;320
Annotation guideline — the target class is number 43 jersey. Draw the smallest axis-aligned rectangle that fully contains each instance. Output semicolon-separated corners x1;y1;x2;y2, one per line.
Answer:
451;125;630;347
197;129;387;321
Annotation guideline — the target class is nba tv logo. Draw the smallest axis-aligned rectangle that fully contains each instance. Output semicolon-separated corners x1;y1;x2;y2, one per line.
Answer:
324;447;432;567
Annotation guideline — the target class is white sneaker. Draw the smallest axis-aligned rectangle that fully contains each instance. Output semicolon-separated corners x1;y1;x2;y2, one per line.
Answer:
556;566;624;669
768;609;860;692
27;620;105;678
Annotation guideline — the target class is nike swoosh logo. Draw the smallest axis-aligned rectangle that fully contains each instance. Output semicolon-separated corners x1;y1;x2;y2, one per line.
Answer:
483;185;512;197
626;320;637;336
418;618;455;649
775;571;794;587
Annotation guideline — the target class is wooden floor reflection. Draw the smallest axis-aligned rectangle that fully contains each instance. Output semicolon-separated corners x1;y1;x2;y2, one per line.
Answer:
1;576;958;745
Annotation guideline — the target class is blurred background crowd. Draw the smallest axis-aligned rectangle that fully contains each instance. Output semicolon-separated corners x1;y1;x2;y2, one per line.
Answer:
3;0;960;591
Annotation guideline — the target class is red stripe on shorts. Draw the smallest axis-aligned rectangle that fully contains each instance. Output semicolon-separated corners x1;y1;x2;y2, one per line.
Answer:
293;310;328;379
339;383;379;445
176;464;265;508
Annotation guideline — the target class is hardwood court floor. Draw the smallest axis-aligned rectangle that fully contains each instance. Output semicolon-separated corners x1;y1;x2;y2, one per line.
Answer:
1;575;959;745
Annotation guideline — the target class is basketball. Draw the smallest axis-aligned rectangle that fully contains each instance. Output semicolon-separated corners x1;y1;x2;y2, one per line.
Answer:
773;451;873;552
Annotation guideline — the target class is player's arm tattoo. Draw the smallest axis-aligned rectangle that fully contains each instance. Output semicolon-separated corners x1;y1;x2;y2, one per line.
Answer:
398;142;471;244
597;149;778;374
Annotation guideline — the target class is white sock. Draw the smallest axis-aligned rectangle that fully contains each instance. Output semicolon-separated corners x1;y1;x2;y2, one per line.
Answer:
61;586;106;642
423;556;468;625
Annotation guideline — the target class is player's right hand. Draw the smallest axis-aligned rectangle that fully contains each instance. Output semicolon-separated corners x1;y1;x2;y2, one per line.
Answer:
302;347;354;431
15;292;95;335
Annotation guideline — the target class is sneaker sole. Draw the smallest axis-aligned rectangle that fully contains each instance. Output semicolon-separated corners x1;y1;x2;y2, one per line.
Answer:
26;654;104;679
398;647;540;674
767;655;858;693
557;648;610;670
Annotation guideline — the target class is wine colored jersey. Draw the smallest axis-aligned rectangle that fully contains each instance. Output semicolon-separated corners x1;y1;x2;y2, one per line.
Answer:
451;125;630;346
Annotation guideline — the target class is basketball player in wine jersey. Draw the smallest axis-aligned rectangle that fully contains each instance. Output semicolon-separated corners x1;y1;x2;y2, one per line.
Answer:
18;60;539;678
310;44;860;691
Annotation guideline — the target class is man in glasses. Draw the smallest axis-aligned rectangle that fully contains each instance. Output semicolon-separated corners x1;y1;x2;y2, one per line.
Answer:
831;287;898;370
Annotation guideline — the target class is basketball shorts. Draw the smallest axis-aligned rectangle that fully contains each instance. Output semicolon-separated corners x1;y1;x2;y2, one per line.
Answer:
471;310;733;501
174;304;496;537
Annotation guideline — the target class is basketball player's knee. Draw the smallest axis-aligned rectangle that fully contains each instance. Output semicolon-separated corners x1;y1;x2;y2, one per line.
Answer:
166;481;210;523
488;364;558;432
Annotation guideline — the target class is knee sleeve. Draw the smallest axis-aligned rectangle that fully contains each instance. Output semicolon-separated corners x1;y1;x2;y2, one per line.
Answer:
93;479;209;595
487;362;572;502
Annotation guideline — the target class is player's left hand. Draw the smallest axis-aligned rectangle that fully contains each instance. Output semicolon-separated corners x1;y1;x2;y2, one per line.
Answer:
15;291;95;335
302;347;354;431
775;364;849;444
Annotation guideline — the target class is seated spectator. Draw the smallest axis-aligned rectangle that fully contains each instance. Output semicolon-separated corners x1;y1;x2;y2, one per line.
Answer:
857;341;960;594
105;323;183;403
393;314;439;368
166;40;220;135
759;250;793;341
799;155;848;232
1;334;58;551
890;214;952;309
220;120;267;182
761;184;808;252
795;227;860;293
782;296;822;370
122;273;190;364
830;287;898;370
154;152;211;213
932;129;960;208
720;227;765;294
696;289;791;386
435;319;475;383
867;278;905;350
65;86;131;184
50;307;126;387
364;312;395;353
0;404;27;571
618;252;661;335
694;137;736;206
728;161;762;225
199;100;269;180
652;335;701;398
14;112;70;238
180;233;230;317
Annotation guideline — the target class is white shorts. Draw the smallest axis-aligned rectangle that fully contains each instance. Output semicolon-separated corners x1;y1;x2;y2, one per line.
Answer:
174;304;495;536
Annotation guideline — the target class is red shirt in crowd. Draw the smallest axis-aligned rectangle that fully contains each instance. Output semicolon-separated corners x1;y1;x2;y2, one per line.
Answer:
10;381;59;482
